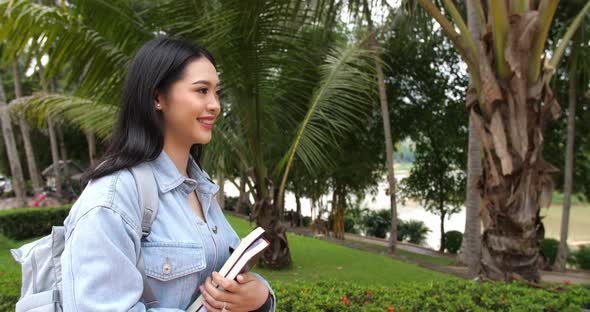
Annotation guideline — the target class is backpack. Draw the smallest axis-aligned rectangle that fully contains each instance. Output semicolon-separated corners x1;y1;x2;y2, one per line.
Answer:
10;163;161;311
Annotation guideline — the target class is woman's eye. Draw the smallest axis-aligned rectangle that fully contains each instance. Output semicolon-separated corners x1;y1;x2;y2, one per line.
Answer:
197;88;208;94
216;89;223;97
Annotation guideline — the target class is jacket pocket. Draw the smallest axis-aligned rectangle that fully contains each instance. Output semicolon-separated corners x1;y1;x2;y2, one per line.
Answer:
141;241;206;282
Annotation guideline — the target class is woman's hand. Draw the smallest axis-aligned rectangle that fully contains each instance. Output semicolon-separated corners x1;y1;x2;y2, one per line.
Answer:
199;271;269;312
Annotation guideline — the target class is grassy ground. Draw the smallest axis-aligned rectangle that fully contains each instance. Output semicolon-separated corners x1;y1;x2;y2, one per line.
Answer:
0;215;455;296
227;215;456;286
0;235;38;295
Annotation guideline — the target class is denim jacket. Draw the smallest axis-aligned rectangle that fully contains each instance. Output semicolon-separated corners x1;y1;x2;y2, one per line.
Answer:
61;151;276;311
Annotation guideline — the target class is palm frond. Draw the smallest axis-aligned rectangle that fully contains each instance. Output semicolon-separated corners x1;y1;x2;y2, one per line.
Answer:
0;0;151;104
276;39;377;183
9;93;117;139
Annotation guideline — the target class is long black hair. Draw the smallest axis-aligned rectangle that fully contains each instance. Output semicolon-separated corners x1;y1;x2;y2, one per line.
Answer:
80;37;216;188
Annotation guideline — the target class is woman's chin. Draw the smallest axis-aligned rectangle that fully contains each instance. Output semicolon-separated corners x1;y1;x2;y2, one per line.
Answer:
193;134;212;145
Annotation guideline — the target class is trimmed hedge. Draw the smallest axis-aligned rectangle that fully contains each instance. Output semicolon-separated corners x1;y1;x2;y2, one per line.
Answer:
0;205;71;240
1;279;588;311
274;280;590;311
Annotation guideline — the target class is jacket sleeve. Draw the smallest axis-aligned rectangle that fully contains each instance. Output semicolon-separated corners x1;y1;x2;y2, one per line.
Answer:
250;272;277;312
61;206;183;312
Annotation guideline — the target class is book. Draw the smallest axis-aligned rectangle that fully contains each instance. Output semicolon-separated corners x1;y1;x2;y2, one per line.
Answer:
186;227;270;312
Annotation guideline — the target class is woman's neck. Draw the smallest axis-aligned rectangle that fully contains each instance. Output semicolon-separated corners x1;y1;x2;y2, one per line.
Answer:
163;140;191;178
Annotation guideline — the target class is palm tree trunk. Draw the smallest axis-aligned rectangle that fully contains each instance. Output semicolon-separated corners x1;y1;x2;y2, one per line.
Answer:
39;66;63;200
460;0;483;278
331;184;338;237
0;72;27;207
237;173;249;215
476;64;557;283
554;57;577;272
461;117;483;273
332;184;346;239
295;189;302;227
85;130;96;167
57;123;70;180
254;186;291;269
363;0;397;254
338;187;346;239
310;196;316;233
12;61;42;193
47;117;63;199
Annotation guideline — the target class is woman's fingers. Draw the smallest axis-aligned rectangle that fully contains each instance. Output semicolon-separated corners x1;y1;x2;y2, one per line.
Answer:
212;271;240;292
202;300;221;312
201;275;240;309
201;277;227;309
200;284;223;309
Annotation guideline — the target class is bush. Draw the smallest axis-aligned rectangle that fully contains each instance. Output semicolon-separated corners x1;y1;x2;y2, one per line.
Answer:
0;205;71;240
572;245;590;270
398;220;430;245
1;277;588;310
223;196;238;211
444;231;463;254
541;238;560;267
272;279;590;311
344;215;359;234
301;216;311;227
364;209;391;239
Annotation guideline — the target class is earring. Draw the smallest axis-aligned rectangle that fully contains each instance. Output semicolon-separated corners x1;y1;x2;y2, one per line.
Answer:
156;104;162;110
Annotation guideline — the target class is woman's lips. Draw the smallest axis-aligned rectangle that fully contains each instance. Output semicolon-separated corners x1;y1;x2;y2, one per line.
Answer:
197;118;214;130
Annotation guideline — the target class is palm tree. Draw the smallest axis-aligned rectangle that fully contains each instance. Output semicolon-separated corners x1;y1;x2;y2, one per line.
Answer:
460;0;483;278
12;60;43;193
554;21;590;270
1;0;380;269
360;0;398;253
415;0;590;282
554;47;577;272
0;70;27;207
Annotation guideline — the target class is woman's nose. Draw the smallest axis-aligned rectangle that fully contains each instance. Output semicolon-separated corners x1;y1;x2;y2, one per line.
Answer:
209;94;221;114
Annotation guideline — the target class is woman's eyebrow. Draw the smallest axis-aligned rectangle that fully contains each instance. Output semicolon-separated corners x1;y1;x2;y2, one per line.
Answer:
192;80;220;86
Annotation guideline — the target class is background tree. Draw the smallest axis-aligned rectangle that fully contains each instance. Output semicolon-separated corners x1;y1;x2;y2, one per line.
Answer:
415;0;590;282
0;67;26;207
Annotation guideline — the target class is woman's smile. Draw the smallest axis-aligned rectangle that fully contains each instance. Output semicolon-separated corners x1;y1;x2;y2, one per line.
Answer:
197;115;216;130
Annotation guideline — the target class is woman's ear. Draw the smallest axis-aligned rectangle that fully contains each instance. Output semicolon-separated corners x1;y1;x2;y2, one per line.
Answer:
154;92;164;111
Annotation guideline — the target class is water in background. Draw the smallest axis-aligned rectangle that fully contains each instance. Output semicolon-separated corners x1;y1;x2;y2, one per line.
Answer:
222;172;465;251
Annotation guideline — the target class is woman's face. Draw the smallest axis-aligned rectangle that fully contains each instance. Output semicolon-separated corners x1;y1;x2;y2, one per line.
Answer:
157;57;221;146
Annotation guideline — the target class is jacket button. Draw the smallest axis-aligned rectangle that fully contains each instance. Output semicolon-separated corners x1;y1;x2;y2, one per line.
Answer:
163;256;171;274
212;225;218;234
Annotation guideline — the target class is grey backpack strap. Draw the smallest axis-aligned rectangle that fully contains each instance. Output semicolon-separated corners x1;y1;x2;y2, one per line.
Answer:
130;163;160;308
130;163;159;238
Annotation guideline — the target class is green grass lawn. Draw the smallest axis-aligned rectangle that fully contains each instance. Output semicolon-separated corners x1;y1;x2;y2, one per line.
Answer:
0;235;38;296
226;215;456;287
0;214;456;297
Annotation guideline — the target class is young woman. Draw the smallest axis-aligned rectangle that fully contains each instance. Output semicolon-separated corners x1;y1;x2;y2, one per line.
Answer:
61;37;275;312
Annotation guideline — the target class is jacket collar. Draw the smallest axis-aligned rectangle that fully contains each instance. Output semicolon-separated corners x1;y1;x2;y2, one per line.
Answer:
148;150;219;195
